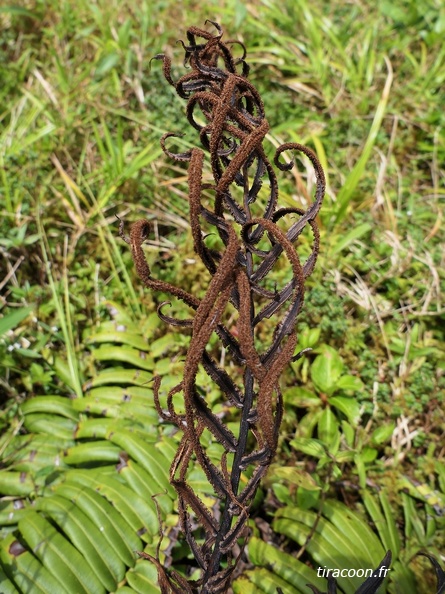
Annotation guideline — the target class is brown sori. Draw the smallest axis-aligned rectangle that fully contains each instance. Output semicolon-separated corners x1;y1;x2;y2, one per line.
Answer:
121;21;325;594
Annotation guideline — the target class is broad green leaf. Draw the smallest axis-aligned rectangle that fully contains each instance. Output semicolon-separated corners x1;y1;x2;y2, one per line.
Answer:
91;345;155;371
335;374;364;392
63;441;122;465
232;576;259;594
296;487;321;510
149;334;180;358
18;512;105;594
0;569;20;594
360;447;378;463
371;422;395;445
75;417;134;439
269;466;321;491
341;420;355;447
154;436;179;462
53;356;81;394
75;400;158;429
272;483;294;505
354;452;367;489
317;407;339;446
0;471;35;496
321;500;386;566
328;396;361;425
240;567;300;594
283;386;320;407
53;482;141;567
0;307;33;336
34;494;124;590
82;385;155;404
87;324;150;351
402;493;426;544
297;327;321;349
118;460;173;516
23;413;77;440
273;508;363;593
125;560;159;594
379;490;401;556
333;450;356;463
0;500;30;526
295;408;323;438
389;336;439;359
311;346;343;394
290;437;326;458
362;490;394;554
8;449;68;473
0;533;67;594
64;469;159;537
12;347;41;358
247;537;324;593
106;429;174;496
102;300;137;326
86;368;153;388
21;396;79;420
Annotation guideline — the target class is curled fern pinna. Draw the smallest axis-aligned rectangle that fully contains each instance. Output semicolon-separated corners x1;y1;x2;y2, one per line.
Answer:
123;21;325;593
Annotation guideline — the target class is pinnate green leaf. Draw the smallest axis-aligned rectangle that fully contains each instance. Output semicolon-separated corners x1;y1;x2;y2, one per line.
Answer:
311;346;343;394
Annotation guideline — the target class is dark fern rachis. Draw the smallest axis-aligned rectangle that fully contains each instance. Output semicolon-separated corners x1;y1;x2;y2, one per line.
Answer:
122;21;325;594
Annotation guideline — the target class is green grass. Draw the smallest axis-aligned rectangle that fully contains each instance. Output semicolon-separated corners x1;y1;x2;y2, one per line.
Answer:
1;0;444;593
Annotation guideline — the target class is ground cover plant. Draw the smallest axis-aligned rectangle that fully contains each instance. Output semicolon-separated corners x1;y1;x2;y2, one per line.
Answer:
0;1;444;593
